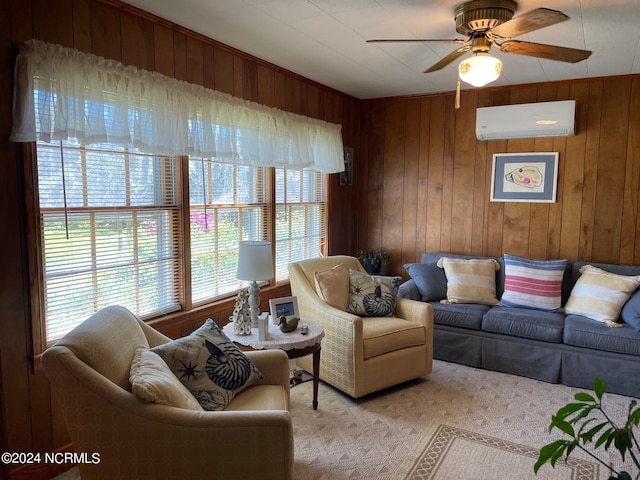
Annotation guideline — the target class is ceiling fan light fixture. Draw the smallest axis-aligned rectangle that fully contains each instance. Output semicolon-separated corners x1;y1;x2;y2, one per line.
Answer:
459;52;502;87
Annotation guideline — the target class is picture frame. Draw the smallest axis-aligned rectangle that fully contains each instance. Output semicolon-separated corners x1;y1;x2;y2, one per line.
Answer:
490;152;559;203
339;147;353;186
269;295;299;323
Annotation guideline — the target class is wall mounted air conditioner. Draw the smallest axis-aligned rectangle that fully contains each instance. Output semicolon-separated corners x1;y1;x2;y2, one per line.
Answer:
476;100;576;140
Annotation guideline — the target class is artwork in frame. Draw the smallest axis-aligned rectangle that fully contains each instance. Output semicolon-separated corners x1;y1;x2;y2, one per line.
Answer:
269;296;299;324
339;147;353;186
490;152;559;203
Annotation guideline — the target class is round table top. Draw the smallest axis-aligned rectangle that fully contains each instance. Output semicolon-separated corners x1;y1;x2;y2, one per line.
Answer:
222;318;324;351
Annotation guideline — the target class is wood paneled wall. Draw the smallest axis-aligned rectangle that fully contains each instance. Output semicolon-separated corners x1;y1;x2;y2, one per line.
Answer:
358;79;640;277
0;0;360;470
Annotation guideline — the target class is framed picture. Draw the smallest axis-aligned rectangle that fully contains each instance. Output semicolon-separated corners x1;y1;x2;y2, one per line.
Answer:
339;147;353;186
490;152;559;203
269;296;299;323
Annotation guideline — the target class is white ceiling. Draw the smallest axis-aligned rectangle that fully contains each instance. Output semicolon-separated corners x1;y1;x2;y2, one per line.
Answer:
121;0;640;99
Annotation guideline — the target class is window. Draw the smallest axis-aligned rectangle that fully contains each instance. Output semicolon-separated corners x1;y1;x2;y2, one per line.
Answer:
189;158;268;305
35;140;180;343
274;168;326;281
15;41;340;353
30;145;327;349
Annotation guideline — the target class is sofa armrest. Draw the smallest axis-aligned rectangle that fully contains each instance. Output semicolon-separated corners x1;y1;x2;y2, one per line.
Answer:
398;279;421;300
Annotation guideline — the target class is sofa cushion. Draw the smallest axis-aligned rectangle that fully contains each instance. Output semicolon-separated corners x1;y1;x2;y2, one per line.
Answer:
563;314;640;355
437;257;500;306
482;306;565;343
404;262;447;301
151;319;263;411
564;265;640;324
347;269;401;317
314;263;350;310
499;254;568;312
362;317;426;359
431;302;489;330
129;347;203;410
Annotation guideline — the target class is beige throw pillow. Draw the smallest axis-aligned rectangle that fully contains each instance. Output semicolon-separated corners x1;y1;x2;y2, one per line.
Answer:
437;257;500;305
564;265;640;323
314;263;350;310
130;346;203;410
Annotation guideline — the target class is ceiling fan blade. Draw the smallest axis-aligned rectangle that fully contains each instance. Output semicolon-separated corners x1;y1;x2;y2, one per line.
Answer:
498;40;592;63
424;46;470;73
366;39;465;44
489;8;568;39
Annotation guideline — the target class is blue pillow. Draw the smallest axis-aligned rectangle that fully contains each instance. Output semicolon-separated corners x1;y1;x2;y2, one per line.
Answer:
621;290;640;331
404;262;447;301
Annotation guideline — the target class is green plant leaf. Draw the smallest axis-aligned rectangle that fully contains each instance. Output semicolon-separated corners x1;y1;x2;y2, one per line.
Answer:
593;377;606;401
580;421;608;443
556;402;586;420
551;415;576;438
617;471;632;480
575;392;596;403
595;427;614;448
535;440;568;473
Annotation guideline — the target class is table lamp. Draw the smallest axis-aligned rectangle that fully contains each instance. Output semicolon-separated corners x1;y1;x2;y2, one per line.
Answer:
237;240;273;328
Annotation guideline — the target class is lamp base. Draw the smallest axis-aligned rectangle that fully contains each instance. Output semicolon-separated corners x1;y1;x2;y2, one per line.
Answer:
247;280;260;328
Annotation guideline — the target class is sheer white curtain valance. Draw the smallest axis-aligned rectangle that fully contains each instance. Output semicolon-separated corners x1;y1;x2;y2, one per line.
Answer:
10;39;344;173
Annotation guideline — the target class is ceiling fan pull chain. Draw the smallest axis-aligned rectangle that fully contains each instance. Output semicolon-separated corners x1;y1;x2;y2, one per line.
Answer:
455;78;461;110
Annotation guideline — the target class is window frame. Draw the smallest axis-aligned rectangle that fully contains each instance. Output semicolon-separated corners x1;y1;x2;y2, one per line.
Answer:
24;145;329;358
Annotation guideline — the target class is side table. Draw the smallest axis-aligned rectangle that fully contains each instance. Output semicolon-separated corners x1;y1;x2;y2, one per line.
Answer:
222;319;324;410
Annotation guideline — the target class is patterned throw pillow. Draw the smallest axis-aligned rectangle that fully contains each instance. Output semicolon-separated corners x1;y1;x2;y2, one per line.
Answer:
314;263;350;310
150;319;263;411
347;269;401;317
129;346;203;410
437;257;500;305
500;254;568;312
564;265;640;324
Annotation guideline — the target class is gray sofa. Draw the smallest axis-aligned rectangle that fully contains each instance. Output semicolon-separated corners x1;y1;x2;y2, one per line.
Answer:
398;252;640;398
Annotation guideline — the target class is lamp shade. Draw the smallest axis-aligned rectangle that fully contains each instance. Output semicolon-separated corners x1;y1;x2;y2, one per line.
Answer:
237;241;273;281
458;53;502;87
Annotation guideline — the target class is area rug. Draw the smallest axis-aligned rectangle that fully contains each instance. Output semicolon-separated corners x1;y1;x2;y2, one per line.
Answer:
53;360;638;480
291;360;637;480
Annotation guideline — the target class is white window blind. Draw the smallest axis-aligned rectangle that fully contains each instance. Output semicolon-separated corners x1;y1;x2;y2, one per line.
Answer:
189;158;268;305
275;168;326;281
37;141;180;342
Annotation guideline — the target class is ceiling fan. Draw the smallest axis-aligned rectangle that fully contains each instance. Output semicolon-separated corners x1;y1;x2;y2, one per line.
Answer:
367;0;592;96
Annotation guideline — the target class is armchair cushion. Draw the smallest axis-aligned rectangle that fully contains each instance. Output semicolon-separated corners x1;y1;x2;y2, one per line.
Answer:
314;263;350;310
363;317;427;359
130;346;203;410
151;319;263;411
347;269;401;317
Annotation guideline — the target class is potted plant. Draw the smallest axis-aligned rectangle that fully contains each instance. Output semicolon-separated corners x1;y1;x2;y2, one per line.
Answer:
535;378;640;479
356;249;389;274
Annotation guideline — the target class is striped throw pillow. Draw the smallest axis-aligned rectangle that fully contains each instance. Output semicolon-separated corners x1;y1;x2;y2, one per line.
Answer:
564;265;640;323
437;257;500;306
500;254;568;312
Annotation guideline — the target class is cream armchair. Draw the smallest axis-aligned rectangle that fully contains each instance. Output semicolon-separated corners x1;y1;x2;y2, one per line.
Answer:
289;255;433;398
42;306;293;480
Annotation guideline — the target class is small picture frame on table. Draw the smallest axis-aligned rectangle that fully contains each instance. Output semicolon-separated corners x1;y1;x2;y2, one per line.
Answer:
269;296;299;324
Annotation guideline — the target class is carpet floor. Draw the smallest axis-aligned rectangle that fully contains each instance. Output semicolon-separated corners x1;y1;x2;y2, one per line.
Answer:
53;360;639;480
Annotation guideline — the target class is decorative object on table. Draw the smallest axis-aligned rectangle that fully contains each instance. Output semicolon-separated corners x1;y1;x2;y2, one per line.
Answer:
269;296;299;325
356;249;389;274
278;316;300;333
258;312;268;341
535;377;639;479
300;325;309;335
232;289;252;336
237;240;274;328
